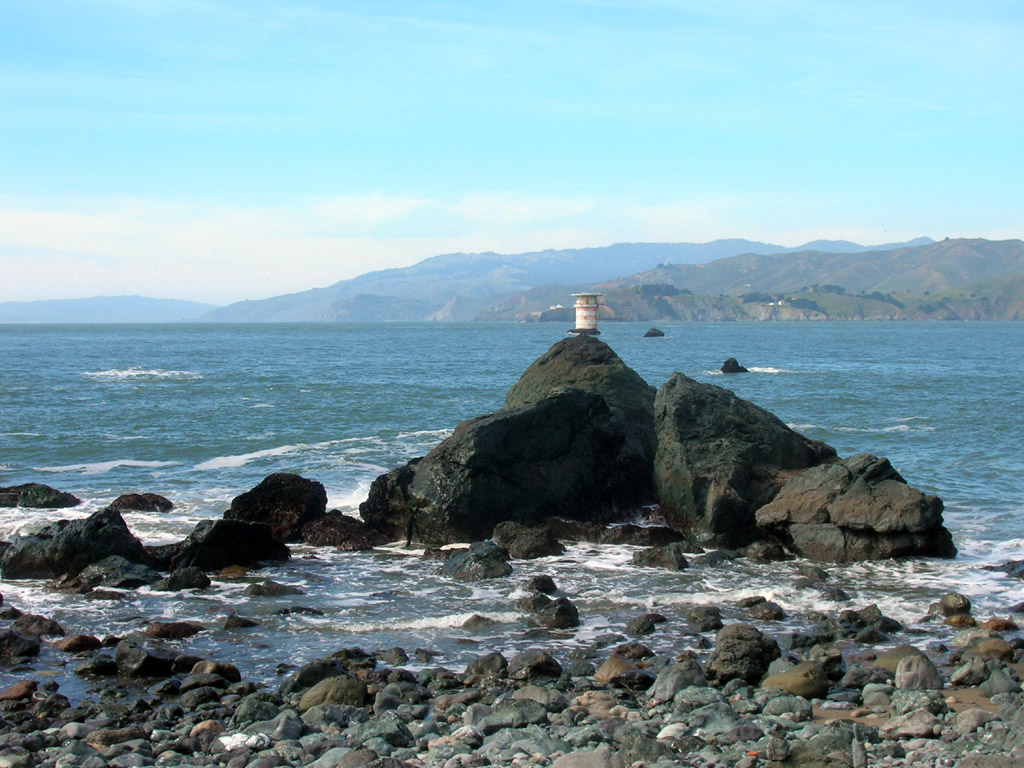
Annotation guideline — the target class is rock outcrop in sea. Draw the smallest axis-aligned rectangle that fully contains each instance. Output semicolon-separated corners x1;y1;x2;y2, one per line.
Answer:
361;335;956;562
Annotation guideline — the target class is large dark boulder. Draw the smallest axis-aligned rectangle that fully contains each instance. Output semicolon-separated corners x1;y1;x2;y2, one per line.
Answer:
705;623;781;685
756;454;956;562
169;519;290;572
225;473;327;542
0;507;149;580
361;389;634;544
440;542;513;581
0;483;81;509
653;373;835;548
503;335;657;507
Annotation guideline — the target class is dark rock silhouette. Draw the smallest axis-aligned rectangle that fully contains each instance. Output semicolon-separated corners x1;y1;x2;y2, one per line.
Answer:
225;473;327;542
720;357;749;373
109;493;173;513
0;507;149;580
644;328;665;337
0;483;80;509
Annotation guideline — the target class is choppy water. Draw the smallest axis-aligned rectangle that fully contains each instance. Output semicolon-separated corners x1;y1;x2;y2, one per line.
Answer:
1;321;1022;696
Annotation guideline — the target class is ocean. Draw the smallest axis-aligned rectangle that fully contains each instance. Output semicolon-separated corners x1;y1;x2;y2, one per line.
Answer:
1;321;1022;697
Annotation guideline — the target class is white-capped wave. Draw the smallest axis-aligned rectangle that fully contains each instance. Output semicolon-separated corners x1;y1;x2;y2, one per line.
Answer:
0;432;42;437
748;367;788;374
82;367;202;381
341;611;520;633
193;440;344;470
35;459;180;475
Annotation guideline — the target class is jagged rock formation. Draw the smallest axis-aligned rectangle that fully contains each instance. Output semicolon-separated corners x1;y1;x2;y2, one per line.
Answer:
653;372;835;548
359;336;956;562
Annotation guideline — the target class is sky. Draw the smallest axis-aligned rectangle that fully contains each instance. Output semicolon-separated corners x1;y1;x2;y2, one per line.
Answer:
1;0;1022;305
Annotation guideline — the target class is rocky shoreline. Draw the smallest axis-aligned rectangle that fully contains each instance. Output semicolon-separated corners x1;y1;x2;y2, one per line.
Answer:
0;564;1022;768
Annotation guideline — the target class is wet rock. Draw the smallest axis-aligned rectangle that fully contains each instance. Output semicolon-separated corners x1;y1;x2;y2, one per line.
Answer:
244;579;304;597
169;518;290;572
0;629;41;659
0;507;148;579
525;574;557;594
11;613;65;637
225;472;328;542
653;372;833;547
873;644;925;673
151;566;212;591
965;637;1014;662
74;555;161;589
930;592;972;618
643;328;665;338
114;640;176;677
745;600;785;621
492;521;566;559
361;336;657;545
145;621;203;640
54;634;102;653
440;542;512;581
508;649;562;681
720;357;748;373
631;542;689;570
705;623;781;685
465;651;508;678
625;613;666;636
223;614;260;630
0;482;81;508
108;493;173;513
477;699;549;734
545;518;685;546
533;596;580;628
0;680;37;701
757;453;956;562
301;510;389;550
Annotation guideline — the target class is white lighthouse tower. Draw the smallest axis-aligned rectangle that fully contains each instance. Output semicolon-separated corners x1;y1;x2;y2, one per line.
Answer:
570;293;603;335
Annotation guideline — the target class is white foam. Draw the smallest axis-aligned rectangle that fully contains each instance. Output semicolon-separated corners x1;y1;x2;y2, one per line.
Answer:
748;367;788;374
34;459;180;475
82;367;202;381
193;441;343;470
341;611;521;633
0;432;42;437
328;483;372;511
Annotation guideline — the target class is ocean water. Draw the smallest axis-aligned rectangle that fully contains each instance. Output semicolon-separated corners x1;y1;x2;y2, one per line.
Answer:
1;321;1022;695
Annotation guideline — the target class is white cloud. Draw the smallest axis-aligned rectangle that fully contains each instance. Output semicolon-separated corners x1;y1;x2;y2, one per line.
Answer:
0;190;973;306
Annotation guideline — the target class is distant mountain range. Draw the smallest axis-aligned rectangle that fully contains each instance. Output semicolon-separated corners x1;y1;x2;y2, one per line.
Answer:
201;236;936;322
0;296;215;324
6;235;1024;323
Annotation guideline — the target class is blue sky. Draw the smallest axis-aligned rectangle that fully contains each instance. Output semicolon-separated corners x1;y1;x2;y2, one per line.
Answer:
1;0;1022;304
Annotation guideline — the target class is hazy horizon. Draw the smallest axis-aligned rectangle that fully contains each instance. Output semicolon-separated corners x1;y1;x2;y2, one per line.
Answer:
2;2;1021;305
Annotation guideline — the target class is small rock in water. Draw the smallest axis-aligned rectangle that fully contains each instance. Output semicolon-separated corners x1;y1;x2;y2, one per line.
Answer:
720;357;749;373
643;327;665;337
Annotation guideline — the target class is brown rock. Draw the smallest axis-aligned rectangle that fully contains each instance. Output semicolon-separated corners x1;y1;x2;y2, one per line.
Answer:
980;618;1018;632
965;637;1014;662
86;725;149;746
761;662;830;699
0;680;37;701
191;660;242;683
145;621;204;640
593;654;637;684
54;634;102;653
873;644;925;673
